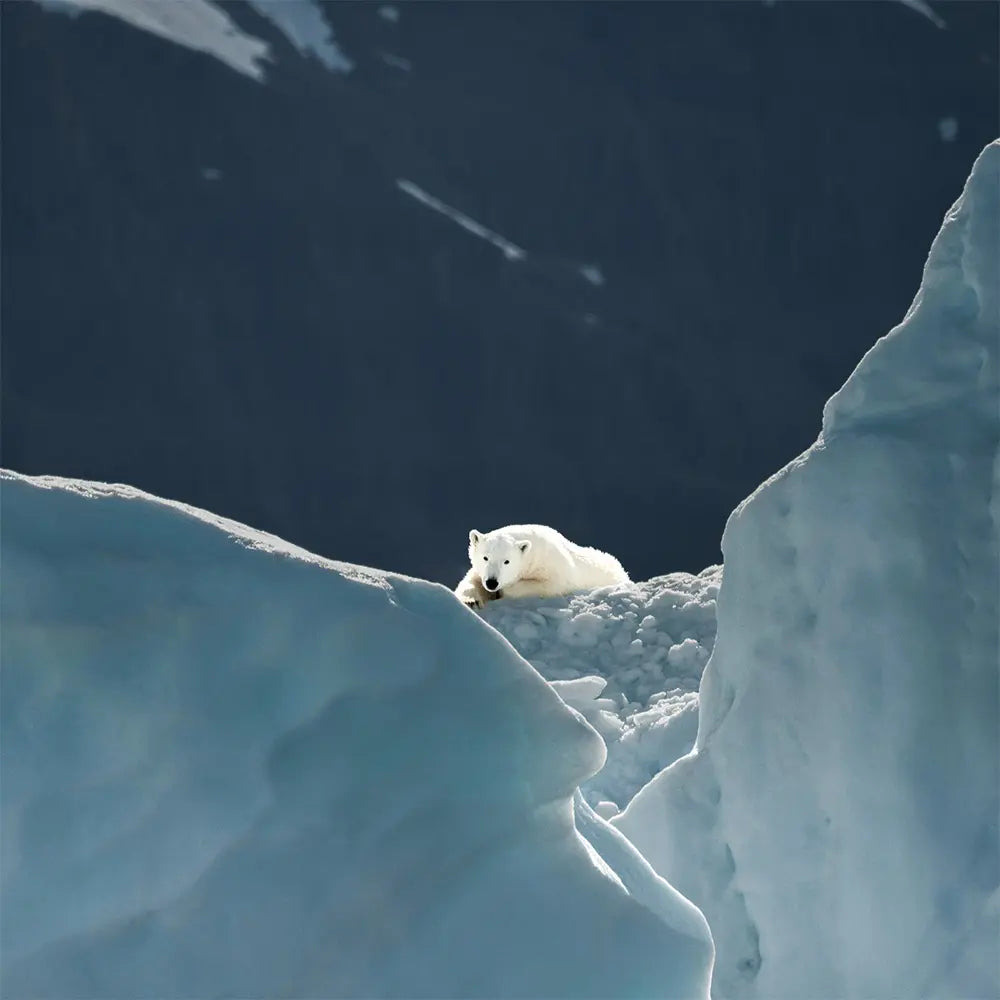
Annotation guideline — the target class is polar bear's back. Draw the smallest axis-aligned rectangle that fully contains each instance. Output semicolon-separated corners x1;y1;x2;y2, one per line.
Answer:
500;523;630;591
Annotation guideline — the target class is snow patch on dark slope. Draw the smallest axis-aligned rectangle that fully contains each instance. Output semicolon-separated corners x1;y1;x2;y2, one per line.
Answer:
246;0;353;73
35;0;355;78
35;0;272;79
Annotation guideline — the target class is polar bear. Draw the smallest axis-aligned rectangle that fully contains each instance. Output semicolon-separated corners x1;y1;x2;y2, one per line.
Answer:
455;523;630;608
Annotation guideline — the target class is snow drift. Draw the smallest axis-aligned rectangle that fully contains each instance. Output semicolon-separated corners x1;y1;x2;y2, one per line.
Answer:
0;473;713;999
616;141;1000;998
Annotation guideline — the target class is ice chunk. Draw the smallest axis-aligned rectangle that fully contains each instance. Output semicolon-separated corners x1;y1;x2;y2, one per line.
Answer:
0;472;713;999
618;142;1000;999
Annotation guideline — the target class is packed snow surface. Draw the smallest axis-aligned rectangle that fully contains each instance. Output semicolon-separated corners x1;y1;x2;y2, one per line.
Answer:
397;179;527;262
0;471;713;999
616;141;1000;998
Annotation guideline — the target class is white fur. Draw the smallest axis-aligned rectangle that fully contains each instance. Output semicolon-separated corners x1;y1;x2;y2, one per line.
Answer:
455;524;629;608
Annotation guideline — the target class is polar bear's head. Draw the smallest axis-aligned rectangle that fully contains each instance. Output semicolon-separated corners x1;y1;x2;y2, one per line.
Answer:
469;529;532;595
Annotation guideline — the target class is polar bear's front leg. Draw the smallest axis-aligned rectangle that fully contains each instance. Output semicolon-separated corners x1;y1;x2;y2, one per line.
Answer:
455;569;495;609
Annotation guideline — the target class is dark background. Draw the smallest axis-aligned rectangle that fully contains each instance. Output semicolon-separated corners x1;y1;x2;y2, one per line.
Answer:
3;0;997;585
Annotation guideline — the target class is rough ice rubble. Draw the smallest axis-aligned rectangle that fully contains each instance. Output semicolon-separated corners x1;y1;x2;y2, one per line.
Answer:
481;568;720;810
617;141;1000;999
0;471;713;999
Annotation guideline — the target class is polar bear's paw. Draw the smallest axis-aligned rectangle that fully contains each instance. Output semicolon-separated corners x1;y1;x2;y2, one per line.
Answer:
455;571;502;611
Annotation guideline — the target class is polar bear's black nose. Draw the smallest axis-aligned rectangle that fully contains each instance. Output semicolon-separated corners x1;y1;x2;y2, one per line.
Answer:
484;577;499;592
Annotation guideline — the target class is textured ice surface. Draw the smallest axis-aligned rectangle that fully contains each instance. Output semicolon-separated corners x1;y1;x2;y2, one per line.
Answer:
617;141;1000;999
0;472;712;999
481;568;720;809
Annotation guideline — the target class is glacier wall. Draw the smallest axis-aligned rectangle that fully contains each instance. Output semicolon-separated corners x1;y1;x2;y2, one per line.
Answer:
617;140;1000;998
0;473;712;999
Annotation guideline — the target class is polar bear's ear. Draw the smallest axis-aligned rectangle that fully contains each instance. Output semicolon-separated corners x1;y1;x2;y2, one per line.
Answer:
469;530;482;546
517;540;531;554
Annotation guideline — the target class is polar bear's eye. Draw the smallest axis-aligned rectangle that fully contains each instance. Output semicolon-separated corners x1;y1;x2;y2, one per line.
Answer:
483;556;488;561
503;560;509;565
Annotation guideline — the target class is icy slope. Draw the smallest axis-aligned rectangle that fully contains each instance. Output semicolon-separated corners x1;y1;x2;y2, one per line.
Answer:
0;472;712;999
616;141;1000;999
481;568;721;811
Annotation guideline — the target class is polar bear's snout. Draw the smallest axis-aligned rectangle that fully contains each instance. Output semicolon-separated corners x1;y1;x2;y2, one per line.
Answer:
483;576;500;592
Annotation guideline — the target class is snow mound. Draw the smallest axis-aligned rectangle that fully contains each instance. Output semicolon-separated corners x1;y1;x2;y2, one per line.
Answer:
617;141;1000;999
481;568;720;811
0;471;712;999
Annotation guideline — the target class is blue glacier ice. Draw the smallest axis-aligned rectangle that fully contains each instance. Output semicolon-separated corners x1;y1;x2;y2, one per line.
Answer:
616;141;1000;998
0;473;712;998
